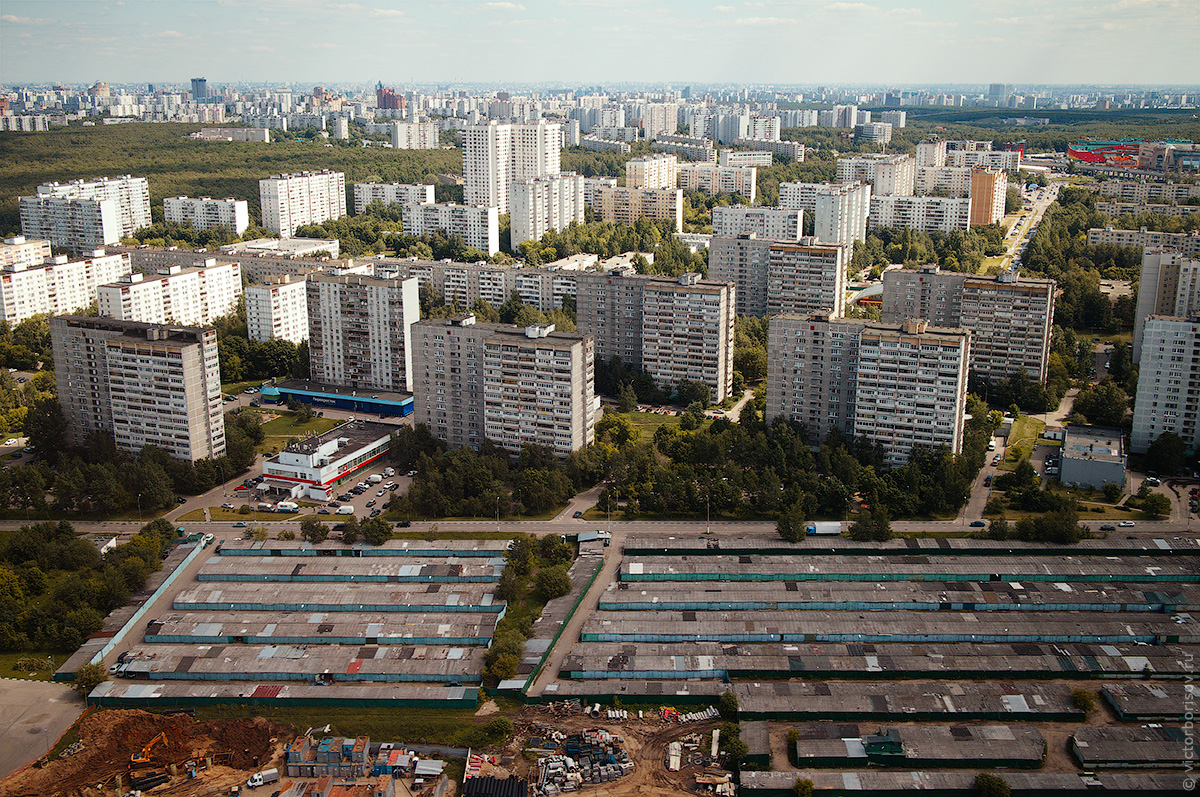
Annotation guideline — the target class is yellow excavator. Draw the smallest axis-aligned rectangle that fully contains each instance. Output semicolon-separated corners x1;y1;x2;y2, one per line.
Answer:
130;732;168;766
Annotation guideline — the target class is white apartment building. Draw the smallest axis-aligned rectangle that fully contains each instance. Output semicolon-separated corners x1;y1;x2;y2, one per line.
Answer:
411;314;596;456
593;186;684;231
946;149;1020;170
510;173;585;251
731;138;804;161
870;195;971;233
391;122;439;149
306;273;420;393
1133;248;1200;362
625;154;679;190
0;236;51;270
403;203;499;256
30;175;151;238
855;122;893;145
259;170;347;237
679;163;757;202
246;274;309;344
50;316;225;462
1131;315;1200;454
719;150;773;168
767;314;970;466
881;266;1056;382
779;181;871;246
1087;227;1200;258
1097;181;1200;203
196;127;270;142
915;166;975;196
711;206;803;241
0;249;131;324
352;182;434;215
164;196;250;234
463;120;561;214
97;260;243;327
377;258;578;314
766;239;846;317
916;139;948;168
837;154;915;197
879;110;907;129
19;195;120;253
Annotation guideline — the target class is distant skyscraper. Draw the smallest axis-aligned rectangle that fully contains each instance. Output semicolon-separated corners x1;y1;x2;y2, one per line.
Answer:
988;83;1012;105
191;78;208;101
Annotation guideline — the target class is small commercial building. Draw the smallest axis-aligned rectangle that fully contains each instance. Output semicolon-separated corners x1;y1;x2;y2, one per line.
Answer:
1060;424;1127;490
261;419;394;501
263;379;414;417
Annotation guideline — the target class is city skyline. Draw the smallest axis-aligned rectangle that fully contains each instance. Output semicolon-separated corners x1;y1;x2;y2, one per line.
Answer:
1;0;1198;87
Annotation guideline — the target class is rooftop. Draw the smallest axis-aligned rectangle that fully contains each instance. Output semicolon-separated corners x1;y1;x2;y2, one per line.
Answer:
276;418;393;458
1063;424;1126;462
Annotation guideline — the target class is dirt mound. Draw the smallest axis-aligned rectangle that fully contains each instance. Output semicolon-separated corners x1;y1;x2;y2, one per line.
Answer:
0;709;285;797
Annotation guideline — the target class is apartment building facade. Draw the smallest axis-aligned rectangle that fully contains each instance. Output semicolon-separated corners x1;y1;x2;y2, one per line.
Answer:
463;120;561;214
679;163;757;202
710;206;803;241
837;154;915;197
352;182;434;215
259;170;347;237
0;248;131;324
779;181;871;246
1131;315;1200;454
510;173;585;250
869;195;972;233
731;138;804;161
97;260;243;327
402;202;499;255
969;169;1008;226
29;175;151;238
766;240;847;318
1087;227;1200;258
50;316;225;462
1133;248;1200;362
246;274;309;343
390;122;439;150
0;236;51;270
625;154;679;190
1097;180;1200;203
709;234;772;316
164;196;250;234
719;150;773;168
19;195;121;252
593;186;684;231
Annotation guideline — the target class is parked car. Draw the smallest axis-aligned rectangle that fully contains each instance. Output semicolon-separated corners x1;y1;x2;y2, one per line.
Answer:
3;438;17;446
221;503;235;509
243;388;257;394
376;489;386;496
176;496;187;504
398;520;412;528
235;485;249;491
366;500;376;508
573;511;583;518
317;508;331;515
369;509;381;518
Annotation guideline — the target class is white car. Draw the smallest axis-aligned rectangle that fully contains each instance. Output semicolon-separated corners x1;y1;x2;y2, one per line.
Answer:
1118;520;1136;527
3;438;16;446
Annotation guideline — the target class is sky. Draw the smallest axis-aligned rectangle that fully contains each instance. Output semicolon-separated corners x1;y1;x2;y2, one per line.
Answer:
1;0;1198;88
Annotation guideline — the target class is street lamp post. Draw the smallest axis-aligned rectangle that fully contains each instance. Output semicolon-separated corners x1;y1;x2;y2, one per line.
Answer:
495;495;500;533
137;493;142;526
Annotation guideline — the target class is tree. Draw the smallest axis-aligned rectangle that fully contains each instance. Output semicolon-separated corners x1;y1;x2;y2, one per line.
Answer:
1071;380;1128;427
776;500;807;543
299;515;329;544
973;773;1011;797
793;780;815;797
73;662;107;695
533;564;572;602
23;396;67;464
1141;492;1171;519
340;515;361;544
717;690;739;721
1072;688;1096;717
1145;432;1187;476
848;505;892;542
359;517;392;546
1102;483;1122;503
617;382;638;413
722;734;749;769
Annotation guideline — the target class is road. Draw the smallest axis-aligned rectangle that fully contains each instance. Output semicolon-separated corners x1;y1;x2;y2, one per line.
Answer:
995;182;1059;272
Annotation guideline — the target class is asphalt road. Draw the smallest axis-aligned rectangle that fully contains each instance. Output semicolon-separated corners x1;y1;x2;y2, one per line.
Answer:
0;679;84;782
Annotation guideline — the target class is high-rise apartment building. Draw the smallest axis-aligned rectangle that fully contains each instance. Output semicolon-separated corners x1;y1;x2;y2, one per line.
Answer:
1133;248;1200;362
593;186;683;231
391;122;439;150
306;273;420;393
916;139;948;168
625;154;679;190
463;120;561;214
379;258;578;314
31;176;151;238
51;316;225;462
881;266;1055;381
914;166;975;197
1097;181;1200;203
411;314;595;456
709;234;773;317
879;110;907;129
21;176;150;251
191;78;208;101
510;173;585;251
0;236;51;270
718;150;773;168
679;163;757;202
837;154;915;197
946;149;1020;170
869;195;971;233
765;239;846;318
710;206;803;241
259;171;347;237
1131;315;1200;454
352;182;434;215
164;196;250;234
969;169;1008;226
575;270;734;402
1087;227;1200;258
854;122;893;145
246;275;309;344
731;138;804;161
779;182;871;246
0;248;131;324
402;203;499;256
767;314;970;466
97;260;243;327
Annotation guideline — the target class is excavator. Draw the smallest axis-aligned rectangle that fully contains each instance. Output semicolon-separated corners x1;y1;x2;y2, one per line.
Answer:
129;732;168;766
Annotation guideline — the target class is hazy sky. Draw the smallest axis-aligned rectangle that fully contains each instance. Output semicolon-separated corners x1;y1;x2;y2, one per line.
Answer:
2;0;1197;88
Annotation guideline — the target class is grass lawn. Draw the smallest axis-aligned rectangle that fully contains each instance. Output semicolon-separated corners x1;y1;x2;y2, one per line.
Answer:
624;409;713;438
0;650;69;682
248;409;342;454
998;416;1045;471
220;379;268;396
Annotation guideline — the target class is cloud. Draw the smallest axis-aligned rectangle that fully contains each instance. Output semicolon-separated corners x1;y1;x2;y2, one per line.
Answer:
483;1;525;9
1;14;53;24
159;30;188;38
713;4;733;10
734;16;799;25
372;7;405;15
826;2;874;11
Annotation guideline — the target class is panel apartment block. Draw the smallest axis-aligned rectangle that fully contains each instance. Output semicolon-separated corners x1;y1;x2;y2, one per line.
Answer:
97;260;243;327
246;275;309;344
779;182;871;246
679;163;757;203
709;234;773;316
710;206;803;241
946;149;1020;170
837;154;915;197
352;182;434;215
510;173;585;251
51;316;225;462
915;166;974;197
881;266;1055;382
403;203;499;256
719;150;773;168
1097;180;1200;203
164;196;250;234
30;175;151;238
1133;248;1200;362
768;315;970;466
19;195;121;252
625;154;679;190
411;314;595;456
1087;227;1200;258
379;258;578;314
463;120;561;214
0;249;131;324
969;169;1008;227
1131;315;1200;454
869;195;971;234
766;240;847;318
0;236;51;270
391;122;438;150
594;186;683;231
259;170;347;237
306;273;420;394
731;138;804;161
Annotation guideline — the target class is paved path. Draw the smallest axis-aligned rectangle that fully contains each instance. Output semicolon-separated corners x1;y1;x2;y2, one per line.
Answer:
726;388;755;423
0;679;84;783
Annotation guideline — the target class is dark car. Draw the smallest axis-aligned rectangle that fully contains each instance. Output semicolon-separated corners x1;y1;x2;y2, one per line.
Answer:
333;523;346;532
176;496;187;504
573;511;583;518
328;501;341;508
369;509;381;518
1099;524;1116;531
365;499;376;508
398;520;412;528
317;508;332;515
969;520;986;527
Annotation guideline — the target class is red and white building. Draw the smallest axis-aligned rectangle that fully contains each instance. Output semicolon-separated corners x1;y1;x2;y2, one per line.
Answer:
261;420;392;500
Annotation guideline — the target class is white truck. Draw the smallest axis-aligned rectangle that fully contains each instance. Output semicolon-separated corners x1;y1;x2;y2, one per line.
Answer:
336;505;355;515
275;501;299;513
368;474;383;484
383;467;395;478
246;767;279;788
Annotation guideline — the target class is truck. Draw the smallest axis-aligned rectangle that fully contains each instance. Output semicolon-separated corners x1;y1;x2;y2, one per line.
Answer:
805;522;842;536
368;474;383;484
245;767;279;788
383;467;395;478
336;505;355;515
275;501;298;513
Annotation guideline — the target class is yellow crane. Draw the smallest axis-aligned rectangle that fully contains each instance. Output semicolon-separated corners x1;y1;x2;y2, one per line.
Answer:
130;731;168;766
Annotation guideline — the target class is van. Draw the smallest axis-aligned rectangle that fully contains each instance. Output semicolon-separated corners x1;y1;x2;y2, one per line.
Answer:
368;474;383;484
246;767;279;788
383;467;395;478
275;501;298;512
336;506;355;515
257;502;273;512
